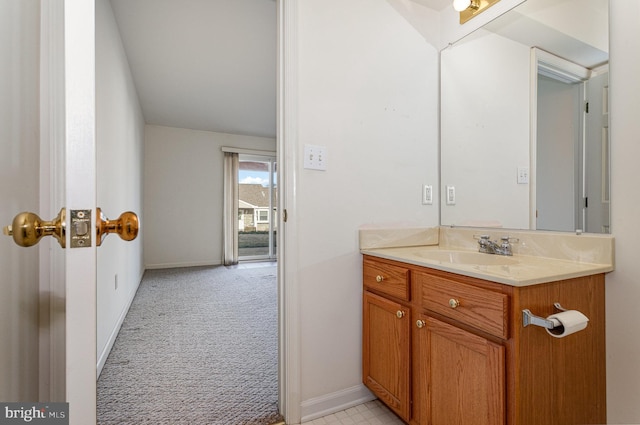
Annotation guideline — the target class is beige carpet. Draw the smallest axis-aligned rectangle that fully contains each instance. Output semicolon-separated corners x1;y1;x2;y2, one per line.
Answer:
97;264;282;425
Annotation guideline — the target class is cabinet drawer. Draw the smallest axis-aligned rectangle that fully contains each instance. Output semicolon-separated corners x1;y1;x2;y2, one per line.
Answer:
363;258;410;301
417;272;508;339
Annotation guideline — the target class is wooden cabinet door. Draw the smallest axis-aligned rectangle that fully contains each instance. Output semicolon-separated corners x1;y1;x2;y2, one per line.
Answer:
363;291;411;421
418;315;505;425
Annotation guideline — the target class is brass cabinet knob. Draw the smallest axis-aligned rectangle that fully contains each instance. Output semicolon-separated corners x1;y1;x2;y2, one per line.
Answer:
396;310;405;319
416;319;425;329
449;298;460;309
3;208;66;248
96;208;139;246
376;275;384;283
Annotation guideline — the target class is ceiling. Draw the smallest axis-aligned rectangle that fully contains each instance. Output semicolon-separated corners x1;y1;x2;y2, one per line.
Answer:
410;0;452;11
108;0;451;140
109;0;278;139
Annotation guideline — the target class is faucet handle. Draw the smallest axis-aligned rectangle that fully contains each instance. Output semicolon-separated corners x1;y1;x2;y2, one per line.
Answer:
474;234;494;254
498;236;519;256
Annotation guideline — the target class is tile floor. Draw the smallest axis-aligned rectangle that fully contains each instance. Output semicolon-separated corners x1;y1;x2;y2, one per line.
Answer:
302;400;404;425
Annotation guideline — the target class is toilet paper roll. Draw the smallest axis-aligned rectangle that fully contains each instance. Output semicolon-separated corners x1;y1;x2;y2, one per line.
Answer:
546;310;589;338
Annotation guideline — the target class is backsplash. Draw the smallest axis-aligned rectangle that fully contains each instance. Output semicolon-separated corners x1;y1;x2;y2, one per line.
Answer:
358;226;439;250
439;227;614;265
359;225;614;267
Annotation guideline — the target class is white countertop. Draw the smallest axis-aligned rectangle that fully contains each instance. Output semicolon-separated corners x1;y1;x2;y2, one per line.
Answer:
361;245;613;286
359;226;615;287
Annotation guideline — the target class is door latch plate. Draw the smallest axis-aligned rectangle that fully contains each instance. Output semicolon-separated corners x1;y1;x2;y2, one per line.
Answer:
70;209;91;248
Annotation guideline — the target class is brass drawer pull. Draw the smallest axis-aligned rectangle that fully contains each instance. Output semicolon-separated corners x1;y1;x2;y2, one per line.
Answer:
449;298;460;309
376;275;384;283
396;310;405;319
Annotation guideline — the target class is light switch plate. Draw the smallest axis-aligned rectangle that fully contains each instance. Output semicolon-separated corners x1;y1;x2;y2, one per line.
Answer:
422;184;433;205
303;144;327;171
517;167;529;184
446;185;456;205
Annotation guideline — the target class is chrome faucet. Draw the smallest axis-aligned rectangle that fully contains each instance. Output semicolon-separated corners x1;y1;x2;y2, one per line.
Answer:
476;235;516;256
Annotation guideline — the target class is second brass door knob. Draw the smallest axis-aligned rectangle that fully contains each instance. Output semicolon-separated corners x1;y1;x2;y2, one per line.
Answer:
96;208;139;246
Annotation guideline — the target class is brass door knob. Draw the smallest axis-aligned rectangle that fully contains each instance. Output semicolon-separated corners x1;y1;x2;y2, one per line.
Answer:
3;208;66;248
396;310;405;319
96;208;139;246
449;298;460;309
416;319;425;329
376;275;384;283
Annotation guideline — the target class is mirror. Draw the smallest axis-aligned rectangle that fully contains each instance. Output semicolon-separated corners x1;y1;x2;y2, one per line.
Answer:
440;0;609;233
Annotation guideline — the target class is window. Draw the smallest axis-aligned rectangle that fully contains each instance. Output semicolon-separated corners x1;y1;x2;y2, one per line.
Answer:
256;209;269;223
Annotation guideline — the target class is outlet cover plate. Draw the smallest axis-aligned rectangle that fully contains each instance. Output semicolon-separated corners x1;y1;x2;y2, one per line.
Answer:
446;185;456;205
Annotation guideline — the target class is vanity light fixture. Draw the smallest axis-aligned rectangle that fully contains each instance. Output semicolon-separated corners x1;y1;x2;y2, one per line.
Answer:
452;0;478;12
453;0;501;24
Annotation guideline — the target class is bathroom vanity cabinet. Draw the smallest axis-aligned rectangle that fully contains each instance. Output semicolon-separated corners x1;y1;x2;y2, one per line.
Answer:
362;255;606;425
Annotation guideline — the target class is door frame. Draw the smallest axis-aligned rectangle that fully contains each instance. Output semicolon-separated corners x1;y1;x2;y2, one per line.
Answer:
529;48;590;231
52;1;302;423
277;0;301;422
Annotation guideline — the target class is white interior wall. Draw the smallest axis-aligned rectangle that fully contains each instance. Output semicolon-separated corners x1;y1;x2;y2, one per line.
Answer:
95;0;145;374
0;0;40;400
143;125;275;269
296;0;439;418
440;31;530;228
606;1;640;422
385;0;441;46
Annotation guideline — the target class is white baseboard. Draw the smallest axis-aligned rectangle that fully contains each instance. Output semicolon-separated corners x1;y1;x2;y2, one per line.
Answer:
300;384;375;423
145;260;222;269
96;269;144;378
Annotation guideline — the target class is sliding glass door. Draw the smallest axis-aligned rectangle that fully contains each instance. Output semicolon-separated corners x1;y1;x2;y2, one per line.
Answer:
238;154;277;261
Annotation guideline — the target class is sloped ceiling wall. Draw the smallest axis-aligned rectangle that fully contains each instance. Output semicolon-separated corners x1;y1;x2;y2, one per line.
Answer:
108;0;456;140
109;0;277;138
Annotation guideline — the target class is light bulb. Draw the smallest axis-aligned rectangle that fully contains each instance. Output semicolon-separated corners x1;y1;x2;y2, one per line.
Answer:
452;0;472;12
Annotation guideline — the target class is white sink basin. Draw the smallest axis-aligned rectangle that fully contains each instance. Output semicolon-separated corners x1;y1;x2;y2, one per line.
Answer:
415;250;518;266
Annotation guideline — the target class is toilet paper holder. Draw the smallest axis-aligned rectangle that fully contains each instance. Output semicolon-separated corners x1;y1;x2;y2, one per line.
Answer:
522;302;567;329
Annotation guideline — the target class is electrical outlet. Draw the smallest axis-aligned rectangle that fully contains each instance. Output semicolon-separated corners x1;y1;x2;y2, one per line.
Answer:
422;184;433;205
446;185;456;205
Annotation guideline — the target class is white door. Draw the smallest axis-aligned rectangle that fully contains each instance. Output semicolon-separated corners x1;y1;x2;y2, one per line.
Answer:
1;1;99;423
0;0;43;402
